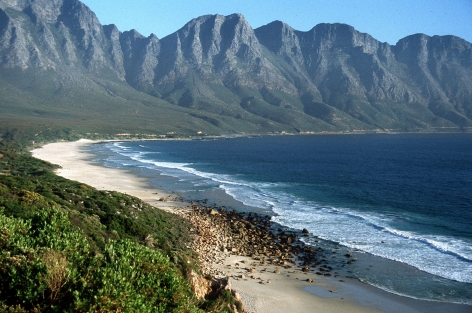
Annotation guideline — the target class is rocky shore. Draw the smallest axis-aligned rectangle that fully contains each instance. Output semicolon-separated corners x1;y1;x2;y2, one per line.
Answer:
172;199;367;312
176;199;356;283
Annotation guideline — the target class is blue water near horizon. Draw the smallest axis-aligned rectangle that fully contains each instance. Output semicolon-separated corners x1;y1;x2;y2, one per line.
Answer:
89;133;472;304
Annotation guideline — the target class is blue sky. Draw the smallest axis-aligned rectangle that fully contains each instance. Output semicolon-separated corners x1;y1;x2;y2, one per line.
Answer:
80;0;472;44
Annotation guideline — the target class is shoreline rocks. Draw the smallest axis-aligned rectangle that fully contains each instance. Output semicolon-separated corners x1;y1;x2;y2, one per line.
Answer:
175;200;352;279
167;198;358;313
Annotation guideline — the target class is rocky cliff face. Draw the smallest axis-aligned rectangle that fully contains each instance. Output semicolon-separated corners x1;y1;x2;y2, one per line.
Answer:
1;0;471;133
0;0;100;69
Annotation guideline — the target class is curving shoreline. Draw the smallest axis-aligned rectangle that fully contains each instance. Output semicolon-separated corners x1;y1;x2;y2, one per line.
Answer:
32;140;472;313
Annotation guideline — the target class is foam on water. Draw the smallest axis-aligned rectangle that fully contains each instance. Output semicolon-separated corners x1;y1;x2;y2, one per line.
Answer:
93;139;472;303
273;200;472;283
105;141;472;284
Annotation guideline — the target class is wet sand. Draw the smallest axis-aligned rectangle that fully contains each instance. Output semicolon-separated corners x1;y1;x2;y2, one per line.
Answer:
31;140;471;313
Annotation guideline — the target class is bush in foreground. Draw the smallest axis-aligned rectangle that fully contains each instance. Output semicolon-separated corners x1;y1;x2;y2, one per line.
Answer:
0;206;200;312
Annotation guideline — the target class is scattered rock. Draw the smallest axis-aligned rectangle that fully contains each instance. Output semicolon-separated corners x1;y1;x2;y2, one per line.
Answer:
233;291;241;301
173;201;347;311
187;270;211;300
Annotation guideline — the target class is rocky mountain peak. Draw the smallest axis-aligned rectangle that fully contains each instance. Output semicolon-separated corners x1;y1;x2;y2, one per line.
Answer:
0;0;471;133
303;23;379;55
170;13;262;64
103;24;120;40
58;0;102;39
255;21;301;57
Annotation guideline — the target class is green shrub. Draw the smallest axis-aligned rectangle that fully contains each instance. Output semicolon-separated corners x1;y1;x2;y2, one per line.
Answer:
0;207;200;312
0;207;92;311
76;239;198;312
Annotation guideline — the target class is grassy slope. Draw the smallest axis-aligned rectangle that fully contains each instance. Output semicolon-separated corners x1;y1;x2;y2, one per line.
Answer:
0;138;240;312
0;66;301;137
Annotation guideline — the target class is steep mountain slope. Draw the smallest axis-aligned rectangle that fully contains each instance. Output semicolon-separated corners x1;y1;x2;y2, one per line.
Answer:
1;0;471;135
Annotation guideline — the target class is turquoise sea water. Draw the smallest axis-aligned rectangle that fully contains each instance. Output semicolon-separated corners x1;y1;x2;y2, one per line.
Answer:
90;134;472;304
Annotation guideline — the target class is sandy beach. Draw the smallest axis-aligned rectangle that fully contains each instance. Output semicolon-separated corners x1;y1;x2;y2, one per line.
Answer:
31;140;471;313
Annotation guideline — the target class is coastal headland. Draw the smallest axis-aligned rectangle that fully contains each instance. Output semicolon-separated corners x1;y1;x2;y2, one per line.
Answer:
32;139;472;313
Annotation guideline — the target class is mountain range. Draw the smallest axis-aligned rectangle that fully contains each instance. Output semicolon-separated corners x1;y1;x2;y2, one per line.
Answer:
1;0;472;136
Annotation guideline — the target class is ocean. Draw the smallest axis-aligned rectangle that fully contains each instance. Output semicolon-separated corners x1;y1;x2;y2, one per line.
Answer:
89;133;472;304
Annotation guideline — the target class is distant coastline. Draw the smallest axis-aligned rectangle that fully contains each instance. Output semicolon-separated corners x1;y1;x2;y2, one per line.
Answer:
82;128;472;152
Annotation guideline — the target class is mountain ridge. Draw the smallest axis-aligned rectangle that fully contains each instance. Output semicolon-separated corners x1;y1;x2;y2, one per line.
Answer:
1;0;471;136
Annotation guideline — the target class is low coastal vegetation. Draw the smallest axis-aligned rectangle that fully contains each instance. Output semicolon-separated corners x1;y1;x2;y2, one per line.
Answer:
0;131;243;312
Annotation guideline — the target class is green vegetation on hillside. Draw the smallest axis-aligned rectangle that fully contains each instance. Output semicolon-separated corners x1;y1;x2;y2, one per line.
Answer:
0;207;197;312
0;134;241;312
